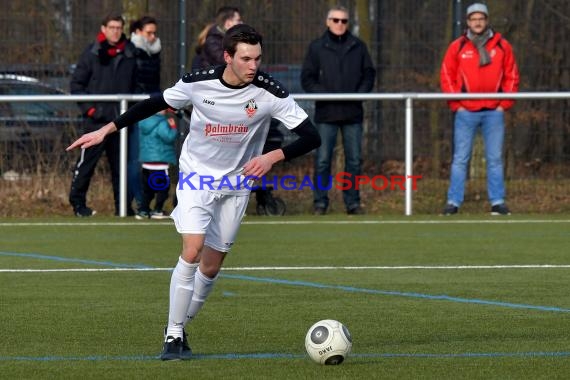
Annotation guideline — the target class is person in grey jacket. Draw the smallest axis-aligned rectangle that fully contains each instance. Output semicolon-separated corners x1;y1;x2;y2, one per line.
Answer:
69;12;137;217
301;5;376;215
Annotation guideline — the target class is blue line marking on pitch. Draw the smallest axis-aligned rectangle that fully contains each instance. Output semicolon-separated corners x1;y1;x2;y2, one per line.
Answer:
356;351;570;359
2;251;567;312
0;251;152;269
220;274;570;313
1;351;569;362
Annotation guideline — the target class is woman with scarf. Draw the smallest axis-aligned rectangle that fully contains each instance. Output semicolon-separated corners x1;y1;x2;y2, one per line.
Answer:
130;16;162;95
128;16;163;216
440;3;519;216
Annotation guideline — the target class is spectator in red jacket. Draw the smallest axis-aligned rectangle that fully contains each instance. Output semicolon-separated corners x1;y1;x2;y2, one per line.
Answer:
440;3;519;216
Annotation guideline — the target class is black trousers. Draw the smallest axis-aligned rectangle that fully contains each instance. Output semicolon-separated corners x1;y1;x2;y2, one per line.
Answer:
69;120;121;213
140;168;171;212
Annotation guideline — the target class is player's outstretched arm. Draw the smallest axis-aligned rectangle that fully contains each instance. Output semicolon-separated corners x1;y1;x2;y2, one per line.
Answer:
66;95;172;151
66;122;117;151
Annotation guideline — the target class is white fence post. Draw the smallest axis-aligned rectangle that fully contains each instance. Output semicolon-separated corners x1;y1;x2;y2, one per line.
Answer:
1;92;569;216
405;96;414;216
119;99;129;217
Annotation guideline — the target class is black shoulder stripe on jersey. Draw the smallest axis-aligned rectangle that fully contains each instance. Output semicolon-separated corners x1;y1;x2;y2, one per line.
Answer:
252;71;289;99
182;65;225;83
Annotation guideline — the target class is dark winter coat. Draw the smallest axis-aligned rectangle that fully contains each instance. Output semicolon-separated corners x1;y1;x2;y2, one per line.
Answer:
301;30;376;123
70;35;138;124
192;25;225;70
133;48;161;95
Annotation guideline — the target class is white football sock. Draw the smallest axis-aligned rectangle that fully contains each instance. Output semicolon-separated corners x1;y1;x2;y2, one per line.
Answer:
184;268;218;325
166;257;198;340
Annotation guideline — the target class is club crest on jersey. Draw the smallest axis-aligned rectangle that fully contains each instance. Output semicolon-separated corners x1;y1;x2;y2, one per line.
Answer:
245;99;258;118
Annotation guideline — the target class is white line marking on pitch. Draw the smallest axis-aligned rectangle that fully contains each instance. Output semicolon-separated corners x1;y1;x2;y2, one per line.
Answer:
2;264;570;273
0;219;569;227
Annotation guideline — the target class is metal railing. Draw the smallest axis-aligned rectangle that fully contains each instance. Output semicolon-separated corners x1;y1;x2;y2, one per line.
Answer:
294;92;570;215
2;92;569;216
0;94;148;217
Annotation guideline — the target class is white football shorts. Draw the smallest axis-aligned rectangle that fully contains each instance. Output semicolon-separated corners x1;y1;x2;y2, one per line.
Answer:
171;188;249;253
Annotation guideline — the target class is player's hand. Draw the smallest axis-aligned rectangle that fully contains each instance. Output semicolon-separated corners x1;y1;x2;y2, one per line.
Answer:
243;150;285;178
66;122;117;151
243;155;274;178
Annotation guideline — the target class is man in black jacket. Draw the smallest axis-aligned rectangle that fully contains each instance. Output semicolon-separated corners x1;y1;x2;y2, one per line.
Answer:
69;13;138;217
301;5;376;215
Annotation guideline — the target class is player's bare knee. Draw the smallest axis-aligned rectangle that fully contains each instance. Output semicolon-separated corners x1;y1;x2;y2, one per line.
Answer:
199;264;221;279
181;234;205;263
180;246;201;263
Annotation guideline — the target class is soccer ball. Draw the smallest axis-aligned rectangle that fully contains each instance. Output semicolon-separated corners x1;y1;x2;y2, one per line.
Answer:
304;319;352;365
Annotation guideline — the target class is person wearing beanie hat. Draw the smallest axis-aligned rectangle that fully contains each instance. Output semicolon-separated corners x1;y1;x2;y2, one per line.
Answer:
466;3;488;17
440;3;520;216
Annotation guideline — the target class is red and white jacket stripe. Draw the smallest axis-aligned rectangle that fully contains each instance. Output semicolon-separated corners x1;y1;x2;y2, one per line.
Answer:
440;31;520;112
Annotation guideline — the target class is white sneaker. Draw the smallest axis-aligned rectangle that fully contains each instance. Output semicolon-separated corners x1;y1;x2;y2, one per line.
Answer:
150;210;169;220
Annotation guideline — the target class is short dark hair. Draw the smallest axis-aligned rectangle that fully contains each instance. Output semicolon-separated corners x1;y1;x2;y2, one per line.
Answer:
139;16;157;28
216;6;240;26
129;19;141;34
130;15;157;34
222;24;263;57
101;13;125;27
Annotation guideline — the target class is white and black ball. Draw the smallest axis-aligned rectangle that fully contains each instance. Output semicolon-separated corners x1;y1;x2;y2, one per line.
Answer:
304;319;352;365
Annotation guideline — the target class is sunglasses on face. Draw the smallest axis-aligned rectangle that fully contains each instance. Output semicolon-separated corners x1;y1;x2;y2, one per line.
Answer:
329;18;348;24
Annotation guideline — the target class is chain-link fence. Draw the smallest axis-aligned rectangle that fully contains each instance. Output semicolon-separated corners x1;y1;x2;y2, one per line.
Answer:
0;0;568;215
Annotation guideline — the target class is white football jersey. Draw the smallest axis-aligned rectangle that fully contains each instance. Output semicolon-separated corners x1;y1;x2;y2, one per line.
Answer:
163;66;308;194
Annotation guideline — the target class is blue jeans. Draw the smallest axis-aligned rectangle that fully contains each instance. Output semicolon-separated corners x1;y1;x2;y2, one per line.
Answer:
447;110;505;207
313;122;362;211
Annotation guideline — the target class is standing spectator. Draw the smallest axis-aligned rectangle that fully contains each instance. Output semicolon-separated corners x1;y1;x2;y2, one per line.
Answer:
440;3;519;216
129;16;163;215
135;110;177;220
69;13;138;217
67;24;320;361
191;6;242;69
130;15;162;94
301;5;376;215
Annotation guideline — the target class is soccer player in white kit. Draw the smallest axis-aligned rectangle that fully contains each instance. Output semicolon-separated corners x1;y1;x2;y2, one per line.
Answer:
67;24;321;360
